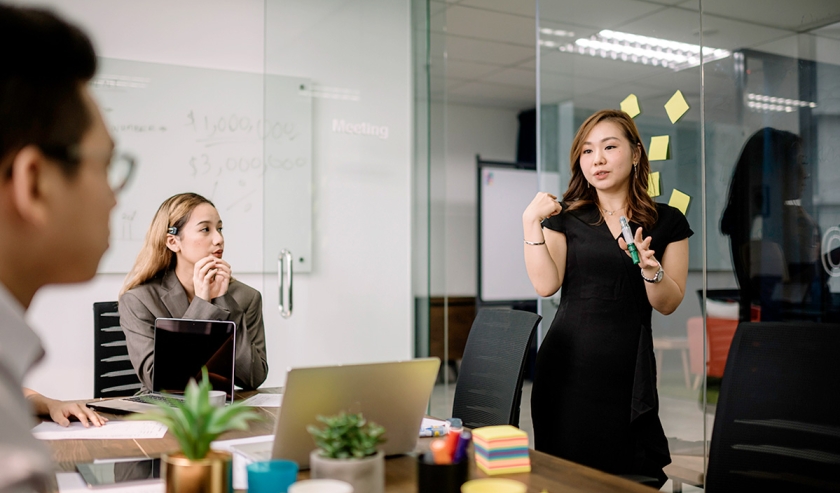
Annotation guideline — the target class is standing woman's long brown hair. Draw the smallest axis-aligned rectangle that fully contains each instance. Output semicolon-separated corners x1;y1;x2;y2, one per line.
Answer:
120;193;214;295
562;109;658;230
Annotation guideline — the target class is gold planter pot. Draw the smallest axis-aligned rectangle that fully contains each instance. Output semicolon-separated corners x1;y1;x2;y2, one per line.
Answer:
162;450;233;493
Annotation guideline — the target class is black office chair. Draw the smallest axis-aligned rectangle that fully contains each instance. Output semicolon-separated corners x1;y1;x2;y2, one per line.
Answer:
451;308;541;429
706;322;840;492
93;301;142;398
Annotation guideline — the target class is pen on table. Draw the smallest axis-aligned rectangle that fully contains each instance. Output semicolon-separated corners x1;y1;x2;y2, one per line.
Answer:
452;429;471;463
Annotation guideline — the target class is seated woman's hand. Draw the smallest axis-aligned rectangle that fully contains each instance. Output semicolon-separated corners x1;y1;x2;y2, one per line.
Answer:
194;256;231;301
46;398;108;427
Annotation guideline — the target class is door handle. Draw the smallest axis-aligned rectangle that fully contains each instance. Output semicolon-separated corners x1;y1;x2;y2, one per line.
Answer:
278;250;293;318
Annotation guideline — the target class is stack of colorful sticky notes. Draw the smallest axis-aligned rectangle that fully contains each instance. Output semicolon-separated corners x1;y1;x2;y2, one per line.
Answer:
472;425;530;475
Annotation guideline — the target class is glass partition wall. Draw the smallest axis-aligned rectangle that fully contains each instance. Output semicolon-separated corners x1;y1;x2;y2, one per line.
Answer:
537;1;840;490
414;0;451;418
413;0;541;424
417;0;840;490
698;5;840;489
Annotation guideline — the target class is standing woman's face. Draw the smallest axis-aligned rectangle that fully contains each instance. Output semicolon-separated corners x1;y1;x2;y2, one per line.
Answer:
578;120;640;194
166;203;224;266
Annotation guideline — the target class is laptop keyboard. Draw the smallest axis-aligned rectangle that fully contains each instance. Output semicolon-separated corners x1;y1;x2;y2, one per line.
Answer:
125;394;184;405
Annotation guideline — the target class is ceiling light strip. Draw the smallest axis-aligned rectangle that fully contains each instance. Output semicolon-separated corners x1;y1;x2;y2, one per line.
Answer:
746;93;817;113
540;29;731;71
747;93;816;108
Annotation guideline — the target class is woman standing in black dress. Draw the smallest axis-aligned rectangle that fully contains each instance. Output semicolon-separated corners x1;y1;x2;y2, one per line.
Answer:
523;109;692;486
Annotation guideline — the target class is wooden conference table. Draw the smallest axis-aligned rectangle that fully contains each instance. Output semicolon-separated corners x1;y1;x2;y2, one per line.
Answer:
49;390;654;493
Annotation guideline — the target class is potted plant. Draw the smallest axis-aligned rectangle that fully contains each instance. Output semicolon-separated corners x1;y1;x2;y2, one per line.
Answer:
307;412;387;493
132;368;263;493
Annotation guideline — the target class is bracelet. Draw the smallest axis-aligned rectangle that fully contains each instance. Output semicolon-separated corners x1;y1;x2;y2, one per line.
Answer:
524;239;545;245
641;260;664;283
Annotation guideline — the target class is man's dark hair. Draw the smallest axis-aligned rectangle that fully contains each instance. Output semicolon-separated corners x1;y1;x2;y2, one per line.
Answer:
0;5;97;177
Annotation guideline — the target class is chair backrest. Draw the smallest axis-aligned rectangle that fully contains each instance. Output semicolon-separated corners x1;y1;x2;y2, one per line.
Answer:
452;308;541;429
93;301;142;398
706;322;840;492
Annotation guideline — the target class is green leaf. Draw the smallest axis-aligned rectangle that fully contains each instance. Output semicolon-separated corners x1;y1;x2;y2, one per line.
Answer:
125;366;265;460
307;411;386;459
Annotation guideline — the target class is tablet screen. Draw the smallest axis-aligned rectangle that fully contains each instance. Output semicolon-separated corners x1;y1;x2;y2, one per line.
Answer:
153;318;236;399
76;459;160;487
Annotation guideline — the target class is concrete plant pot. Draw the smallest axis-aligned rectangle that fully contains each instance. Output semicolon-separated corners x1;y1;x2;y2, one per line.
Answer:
309;449;384;493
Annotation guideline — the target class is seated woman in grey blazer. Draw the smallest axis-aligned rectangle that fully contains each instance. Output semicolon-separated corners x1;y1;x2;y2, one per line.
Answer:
119;192;268;391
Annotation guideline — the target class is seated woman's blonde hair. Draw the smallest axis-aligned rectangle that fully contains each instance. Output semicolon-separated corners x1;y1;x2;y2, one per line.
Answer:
121;193;214;295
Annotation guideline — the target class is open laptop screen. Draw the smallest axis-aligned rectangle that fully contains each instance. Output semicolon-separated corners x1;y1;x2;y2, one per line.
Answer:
153;318;236;400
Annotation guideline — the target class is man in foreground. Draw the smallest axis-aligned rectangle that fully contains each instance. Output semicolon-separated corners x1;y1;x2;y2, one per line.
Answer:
0;5;119;491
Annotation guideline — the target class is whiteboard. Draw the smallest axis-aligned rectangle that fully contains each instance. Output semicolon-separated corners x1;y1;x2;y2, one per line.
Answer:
480;167;561;301
91;58;312;274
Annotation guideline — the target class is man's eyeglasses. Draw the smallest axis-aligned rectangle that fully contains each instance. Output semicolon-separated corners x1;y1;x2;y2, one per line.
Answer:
107;153;136;192
40;144;136;193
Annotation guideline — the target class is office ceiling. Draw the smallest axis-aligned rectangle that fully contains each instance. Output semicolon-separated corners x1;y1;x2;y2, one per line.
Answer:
429;0;840;112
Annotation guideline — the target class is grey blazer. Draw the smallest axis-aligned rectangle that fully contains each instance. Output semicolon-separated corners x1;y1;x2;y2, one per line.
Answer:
119;270;268;391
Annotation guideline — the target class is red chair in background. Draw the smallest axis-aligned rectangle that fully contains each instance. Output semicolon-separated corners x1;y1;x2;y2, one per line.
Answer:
686;316;738;383
705;317;739;378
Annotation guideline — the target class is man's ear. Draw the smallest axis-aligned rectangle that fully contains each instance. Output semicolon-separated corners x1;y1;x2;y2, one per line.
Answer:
9;145;53;227
165;234;181;253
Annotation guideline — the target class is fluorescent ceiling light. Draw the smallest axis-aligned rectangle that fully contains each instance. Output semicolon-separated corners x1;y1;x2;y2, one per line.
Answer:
540;27;575;38
540;29;731;71
746;92;816;113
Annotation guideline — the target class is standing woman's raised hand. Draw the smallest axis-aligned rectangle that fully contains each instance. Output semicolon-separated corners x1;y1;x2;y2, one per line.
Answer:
193;256;231;301
631;226;661;279
618;227;658;271
523;192;563;224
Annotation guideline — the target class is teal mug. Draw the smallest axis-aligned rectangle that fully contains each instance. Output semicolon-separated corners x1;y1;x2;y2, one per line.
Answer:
247;460;299;493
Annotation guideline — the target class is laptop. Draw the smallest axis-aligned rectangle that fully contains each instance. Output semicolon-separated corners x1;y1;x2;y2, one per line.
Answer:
232;357;440;468
87;318;236;414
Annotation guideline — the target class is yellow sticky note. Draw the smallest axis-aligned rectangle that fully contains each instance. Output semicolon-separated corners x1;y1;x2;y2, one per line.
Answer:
668;189;691;215
647;171;660;198
620;94;641;118
664;90;690;124
649;135;670;161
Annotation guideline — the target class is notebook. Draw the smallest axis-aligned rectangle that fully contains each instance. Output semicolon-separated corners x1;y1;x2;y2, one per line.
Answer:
231;357;440;468
87;318;236;414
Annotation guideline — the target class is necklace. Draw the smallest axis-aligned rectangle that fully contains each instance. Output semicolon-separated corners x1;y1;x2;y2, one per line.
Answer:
602;209;617;216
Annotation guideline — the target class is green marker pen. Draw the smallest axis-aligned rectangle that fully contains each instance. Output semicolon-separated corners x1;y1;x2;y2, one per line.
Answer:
620;216;640;265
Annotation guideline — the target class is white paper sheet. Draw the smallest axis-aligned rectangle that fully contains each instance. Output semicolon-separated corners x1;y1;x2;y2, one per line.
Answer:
419;417;449;437
240;393;282;407
32;421;168;440
421;418;448;428
211;434;274;490
56;472;164;493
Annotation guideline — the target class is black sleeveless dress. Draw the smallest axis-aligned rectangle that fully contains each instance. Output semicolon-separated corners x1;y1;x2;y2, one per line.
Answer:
531;202;693;483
